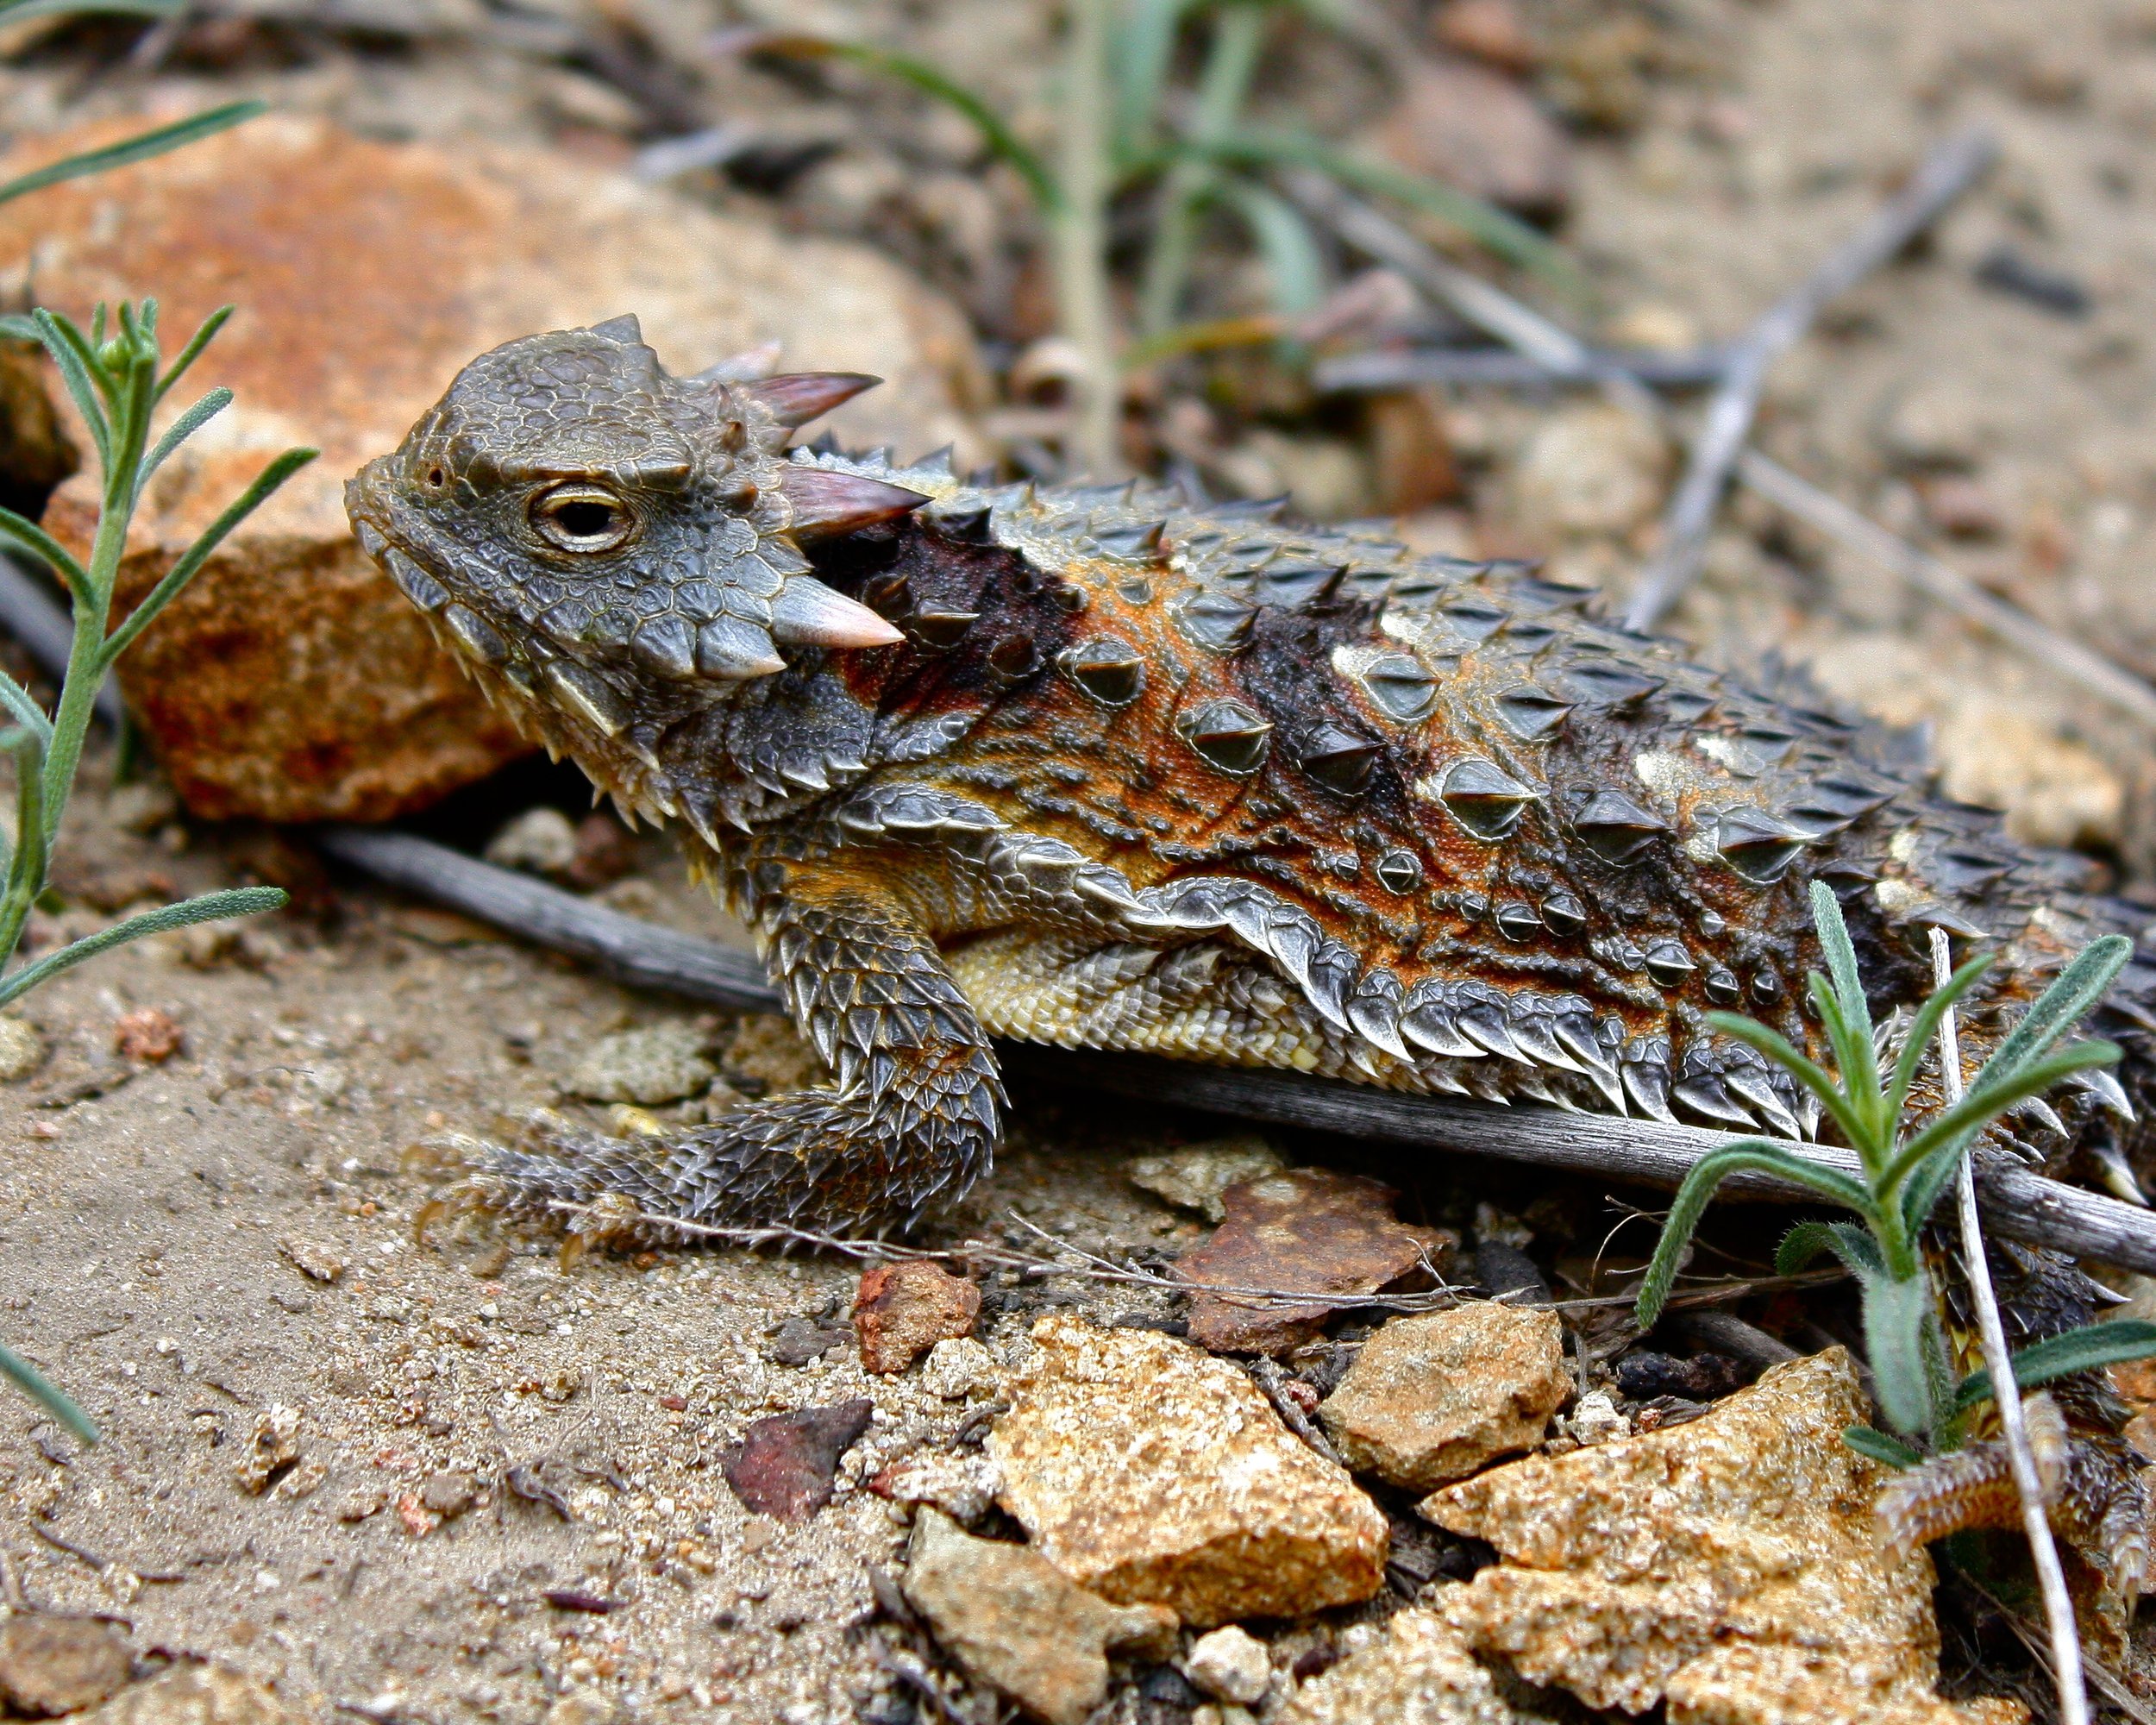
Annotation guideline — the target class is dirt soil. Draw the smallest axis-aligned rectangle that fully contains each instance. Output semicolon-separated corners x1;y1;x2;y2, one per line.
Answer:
3;0;2156;1722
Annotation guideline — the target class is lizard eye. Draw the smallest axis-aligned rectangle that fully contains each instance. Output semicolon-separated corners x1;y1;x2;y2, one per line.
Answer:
531;483;635;554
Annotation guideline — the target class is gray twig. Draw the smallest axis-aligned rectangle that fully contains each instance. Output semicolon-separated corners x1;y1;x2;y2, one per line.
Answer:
1288;172;2156;734
1313;345;1731;392
320;826;2156;1275
1626;129;1997;631
1931;928;2086;1725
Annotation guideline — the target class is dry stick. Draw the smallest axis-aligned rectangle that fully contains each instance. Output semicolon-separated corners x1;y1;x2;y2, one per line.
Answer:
1625;129;1999;632
1288;177;2156;736
316;825;2156;1275
1312;345;1733;392
1929;926;2087;1725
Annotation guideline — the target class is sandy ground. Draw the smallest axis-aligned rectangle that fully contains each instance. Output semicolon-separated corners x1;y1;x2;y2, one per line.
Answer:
5;0;2156;1720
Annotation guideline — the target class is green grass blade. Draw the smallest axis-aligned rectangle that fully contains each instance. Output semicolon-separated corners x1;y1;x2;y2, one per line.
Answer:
1886;953;1993;1124
0;1337;98;1444
0;0;177;22
1952;1320;2156;1416
1969;933;2133;1101
1880;1042;2122;1197
30;310;111;467
0;886;285;1007
1807;883;1882;1111
1213;179;1326;317
1701;1010;1873;1150
0;669;52;743
0;102;264;209
1111;0;1200;169
154;305;234;405
99;447;317;668
138;387;232;493
1198;126;1584;295
1775;1218;1883;1279
1841;1424;1921;1469
0;505;90;599
1861;1269;1940;1437
1634;1143;1876;1330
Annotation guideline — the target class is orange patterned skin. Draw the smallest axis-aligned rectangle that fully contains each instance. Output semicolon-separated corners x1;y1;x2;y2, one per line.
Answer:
348;319;2156;1618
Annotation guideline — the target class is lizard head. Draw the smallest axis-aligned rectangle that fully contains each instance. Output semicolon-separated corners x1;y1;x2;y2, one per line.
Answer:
345;316;915;753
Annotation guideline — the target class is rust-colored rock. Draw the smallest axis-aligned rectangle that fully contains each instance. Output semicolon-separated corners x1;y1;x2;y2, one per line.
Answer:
1175;1168;1454;1354
0;114;981;821
1423;1350;2018;1725
854;1258;981;1373
78;1660;303;1725
722;1397;874;1523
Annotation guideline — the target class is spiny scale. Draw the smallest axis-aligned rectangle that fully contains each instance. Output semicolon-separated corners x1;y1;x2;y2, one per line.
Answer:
346;321;2156;1630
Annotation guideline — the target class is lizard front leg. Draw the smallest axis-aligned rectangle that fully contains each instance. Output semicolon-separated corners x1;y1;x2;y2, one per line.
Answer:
481;851;1004;1236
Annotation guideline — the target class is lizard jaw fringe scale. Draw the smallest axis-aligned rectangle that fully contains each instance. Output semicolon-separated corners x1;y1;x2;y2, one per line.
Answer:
348;320;2156;1626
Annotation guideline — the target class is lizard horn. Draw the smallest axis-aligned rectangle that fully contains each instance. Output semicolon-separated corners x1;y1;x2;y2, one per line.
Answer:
778;467;930;539
768;576;906;649
744;373;881;427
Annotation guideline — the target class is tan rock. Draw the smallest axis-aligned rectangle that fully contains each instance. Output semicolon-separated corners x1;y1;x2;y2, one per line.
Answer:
1423;1350;2016;1725
0;1614;135;1716
1126;1135;1287;1222
853;1258;981;1374
0;114;981;821
988;1314;1388;1627
1278;1609;1526;1725
1507;402;1670;540
1184;1626;1273;1706
78;1661;301;1725
902;1509;1177;1725
1319;1304;1569;1490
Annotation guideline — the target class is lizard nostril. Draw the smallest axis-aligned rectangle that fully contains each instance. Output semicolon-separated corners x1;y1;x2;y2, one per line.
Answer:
426;467;444;486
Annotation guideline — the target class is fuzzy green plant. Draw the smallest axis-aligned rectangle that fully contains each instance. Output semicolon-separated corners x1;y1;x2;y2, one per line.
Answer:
730;0;1581;475
0;0;277;1451
0;303;314;1440
1634;881;2156;1460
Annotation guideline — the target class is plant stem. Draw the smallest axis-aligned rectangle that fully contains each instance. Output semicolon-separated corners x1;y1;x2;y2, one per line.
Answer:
1055;0;1123;478
1138;0;1267;336
1931;928;2088;1725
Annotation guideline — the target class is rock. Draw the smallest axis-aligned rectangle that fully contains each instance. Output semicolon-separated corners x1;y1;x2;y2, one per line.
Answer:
1175;1168;1455;1355
0;114;981;823
1508;402;1670;540
77;1661;302;1725
112;1006;184;1063
1424;1350;2007;1725
723;1397;874;1523
1370;56;1573;219
0;337;76;520
232;1404;301;1495
484;806;580;878
560;1022;716;1106
1614;1351;1745;1402
988;1314;1388;1626
279;1234;345;1283
0;1015;45;1083
419;1469;477;1518
1432;0;1539;72
542;1694;619;1725
1126;1136;1287;1221
1555;1389;1628;1447
854;1259;981;1373
105;781;179;836
721;1013;825;1095
1185;1627;1273;1706
869;1448;1005;1526
1278;1609;1526;1725
0;1614;135;1717
1915;476;2005;540
1319;1304;1569;1490
901;1509;1178;1725
762;1314;849;1367
918;1337;999;1401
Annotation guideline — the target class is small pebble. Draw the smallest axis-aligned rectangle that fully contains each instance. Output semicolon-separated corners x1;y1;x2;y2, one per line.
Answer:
485;806;579;877
560;1022;716;1106
0;1016;44;1083
1185;1625;1273;1705
113;1006;184;1063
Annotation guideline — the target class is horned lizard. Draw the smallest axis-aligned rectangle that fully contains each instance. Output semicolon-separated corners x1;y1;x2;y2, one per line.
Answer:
347;316;2156;1615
